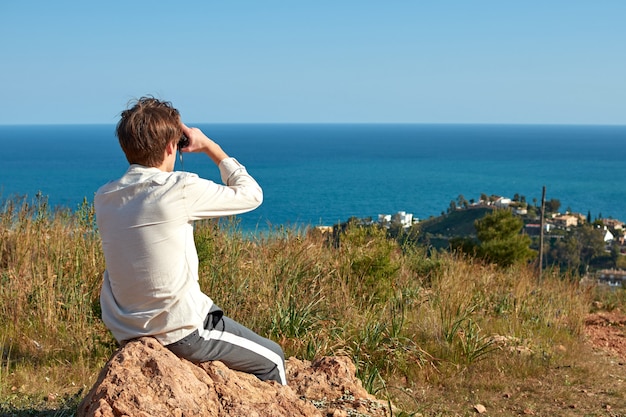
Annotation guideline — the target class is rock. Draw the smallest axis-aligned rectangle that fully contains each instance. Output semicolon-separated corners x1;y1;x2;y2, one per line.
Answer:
77;337;390;417
288;356;390;416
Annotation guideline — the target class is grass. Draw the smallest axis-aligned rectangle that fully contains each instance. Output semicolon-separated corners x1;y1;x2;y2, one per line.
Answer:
1;196;625;416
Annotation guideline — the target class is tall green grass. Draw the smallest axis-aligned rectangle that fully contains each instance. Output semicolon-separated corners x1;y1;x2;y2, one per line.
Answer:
0;197;618;414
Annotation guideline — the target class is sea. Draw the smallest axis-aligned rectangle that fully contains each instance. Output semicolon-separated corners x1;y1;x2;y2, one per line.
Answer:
1;123;625;232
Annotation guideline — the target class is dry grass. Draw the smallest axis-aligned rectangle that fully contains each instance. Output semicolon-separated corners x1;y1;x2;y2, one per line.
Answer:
1;197;624;416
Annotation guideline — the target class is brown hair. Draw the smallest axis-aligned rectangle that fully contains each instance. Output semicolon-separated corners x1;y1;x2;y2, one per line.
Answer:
116;97;183;166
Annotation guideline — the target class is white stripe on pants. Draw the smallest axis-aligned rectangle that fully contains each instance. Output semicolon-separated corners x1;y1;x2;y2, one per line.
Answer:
166;312;286;385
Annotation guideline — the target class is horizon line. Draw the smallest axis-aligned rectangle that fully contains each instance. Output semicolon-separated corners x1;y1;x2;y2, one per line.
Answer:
1;121;626;127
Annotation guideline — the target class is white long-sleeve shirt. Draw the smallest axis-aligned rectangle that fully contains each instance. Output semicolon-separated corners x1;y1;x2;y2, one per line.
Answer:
94;157;262;345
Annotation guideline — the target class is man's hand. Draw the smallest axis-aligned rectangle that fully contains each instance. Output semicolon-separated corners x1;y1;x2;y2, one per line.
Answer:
181;123;229;165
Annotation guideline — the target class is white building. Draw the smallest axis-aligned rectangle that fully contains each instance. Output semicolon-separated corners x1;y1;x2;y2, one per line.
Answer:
378;211;417;228
602;227;614;242
378;214;392;223
494;197;512;208
597;269;626;288
393;211;414;228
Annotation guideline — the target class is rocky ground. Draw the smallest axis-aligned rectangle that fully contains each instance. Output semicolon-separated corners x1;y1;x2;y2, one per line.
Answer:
76;337;393;417
584;310;626;363
74;312;626;417
578;309;626;416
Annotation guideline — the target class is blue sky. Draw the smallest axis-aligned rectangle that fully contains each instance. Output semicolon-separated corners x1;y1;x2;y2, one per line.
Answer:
1;1;624;125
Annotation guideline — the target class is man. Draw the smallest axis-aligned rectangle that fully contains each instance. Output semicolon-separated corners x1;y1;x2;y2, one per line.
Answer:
95;97;286;385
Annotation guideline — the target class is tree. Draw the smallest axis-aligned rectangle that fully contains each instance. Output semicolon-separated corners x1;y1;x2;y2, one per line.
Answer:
545;198;561;213
577;226;606;267
550;235;583;271
610;240;622;268
548;224;606;273
457;194;469;209
473;209;536;267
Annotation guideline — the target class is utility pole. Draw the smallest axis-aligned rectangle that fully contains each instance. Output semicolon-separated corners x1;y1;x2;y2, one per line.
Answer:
539;185;546;280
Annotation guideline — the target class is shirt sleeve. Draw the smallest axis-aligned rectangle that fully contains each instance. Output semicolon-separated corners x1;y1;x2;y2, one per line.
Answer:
184;157;263;219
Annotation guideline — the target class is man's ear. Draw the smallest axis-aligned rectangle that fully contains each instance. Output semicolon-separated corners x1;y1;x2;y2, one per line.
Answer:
166;140;177;155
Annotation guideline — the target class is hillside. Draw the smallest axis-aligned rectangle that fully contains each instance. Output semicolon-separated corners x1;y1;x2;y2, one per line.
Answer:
1;200;626;416
413;206;493;249
418;206;494;236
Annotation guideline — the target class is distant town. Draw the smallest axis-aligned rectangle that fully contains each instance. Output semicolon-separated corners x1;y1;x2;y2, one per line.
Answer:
322;193;626;289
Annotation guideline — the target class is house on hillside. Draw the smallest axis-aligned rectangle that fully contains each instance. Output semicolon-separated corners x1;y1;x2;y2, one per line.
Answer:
378;211;417;229
378;214;392;224
553;214;579;228
494;197;511;209
601;226;614;242
602;218;624;231
597;269;626;288
524;223;551;236
573;213;587;224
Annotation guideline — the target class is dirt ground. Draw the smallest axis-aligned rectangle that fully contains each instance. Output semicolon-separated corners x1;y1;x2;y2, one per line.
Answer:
477;310;626;416
389;310;626;417
575;309;626;416
585;310;626;362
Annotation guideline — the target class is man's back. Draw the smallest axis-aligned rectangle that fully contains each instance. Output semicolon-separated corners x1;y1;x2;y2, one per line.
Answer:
95;165;207;344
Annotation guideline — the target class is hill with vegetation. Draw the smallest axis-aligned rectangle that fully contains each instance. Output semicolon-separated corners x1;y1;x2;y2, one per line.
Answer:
380;195;626;274
0;197;625;416
408;206;493;250
417;206;493;237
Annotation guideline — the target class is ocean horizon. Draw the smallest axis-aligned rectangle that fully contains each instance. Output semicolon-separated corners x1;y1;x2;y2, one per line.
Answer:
1;123;625;231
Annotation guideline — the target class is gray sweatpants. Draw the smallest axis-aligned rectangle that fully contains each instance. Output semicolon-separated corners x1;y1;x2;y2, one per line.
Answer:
166;306;286;385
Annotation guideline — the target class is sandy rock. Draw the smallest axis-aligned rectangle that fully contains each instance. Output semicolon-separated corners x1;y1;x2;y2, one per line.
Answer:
288;356;390;416
77;337;390;417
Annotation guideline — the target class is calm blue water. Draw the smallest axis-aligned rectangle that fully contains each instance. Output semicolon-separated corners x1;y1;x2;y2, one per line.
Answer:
1;124;625;231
